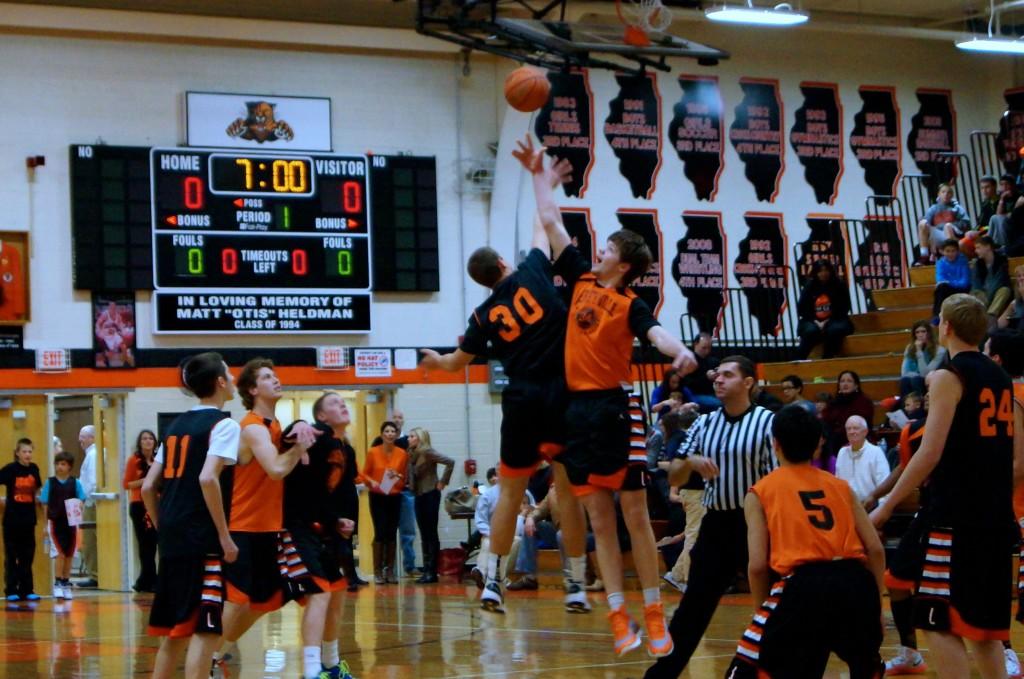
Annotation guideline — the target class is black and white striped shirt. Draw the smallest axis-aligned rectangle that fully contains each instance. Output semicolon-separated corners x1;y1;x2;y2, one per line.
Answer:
675;405;777;511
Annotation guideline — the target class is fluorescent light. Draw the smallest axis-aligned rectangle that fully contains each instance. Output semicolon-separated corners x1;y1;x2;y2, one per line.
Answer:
955;36;1024;54
705;5;808;26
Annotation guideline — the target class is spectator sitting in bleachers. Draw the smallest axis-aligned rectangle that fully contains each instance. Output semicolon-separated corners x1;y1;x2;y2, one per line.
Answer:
820;370;875;472
796;259;854;359
1004;191;1024;256
814;391;832;417
916;183;971;263
835;415;891;503
650;370;695;418
778;374;817;415
681;333;721;412
961;175;1001;255
996;264;1024;331
971;235;1013;329
902;391;925;422
899;320;947;397
987;174;1021;249
932;239;970;318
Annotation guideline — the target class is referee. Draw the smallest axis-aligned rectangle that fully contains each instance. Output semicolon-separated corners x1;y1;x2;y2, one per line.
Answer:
644;355;778;678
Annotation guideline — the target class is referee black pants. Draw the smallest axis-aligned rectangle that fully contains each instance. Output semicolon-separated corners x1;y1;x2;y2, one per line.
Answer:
645;509;748;679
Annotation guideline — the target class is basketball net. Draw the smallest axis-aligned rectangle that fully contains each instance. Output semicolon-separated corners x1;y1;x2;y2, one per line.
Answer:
615;0;673;47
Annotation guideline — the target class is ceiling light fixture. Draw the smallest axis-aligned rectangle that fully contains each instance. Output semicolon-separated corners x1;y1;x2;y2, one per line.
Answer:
955;0;1024;54
705;1;808;27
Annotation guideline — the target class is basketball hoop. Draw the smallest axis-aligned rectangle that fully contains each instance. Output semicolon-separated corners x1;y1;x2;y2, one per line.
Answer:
616;0;674;47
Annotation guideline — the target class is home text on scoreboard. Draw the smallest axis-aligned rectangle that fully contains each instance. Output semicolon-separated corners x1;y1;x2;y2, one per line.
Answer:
150;147;372;334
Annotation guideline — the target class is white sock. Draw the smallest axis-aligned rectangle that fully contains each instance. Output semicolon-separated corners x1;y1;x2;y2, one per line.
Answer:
643;587;661;606
568;556;586;584
485;553;501;583
303;646;321;679
607;591;625;611
321;640;339;668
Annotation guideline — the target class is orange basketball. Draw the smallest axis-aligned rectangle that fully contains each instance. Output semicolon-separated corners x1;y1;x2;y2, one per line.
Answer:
504;66;551;113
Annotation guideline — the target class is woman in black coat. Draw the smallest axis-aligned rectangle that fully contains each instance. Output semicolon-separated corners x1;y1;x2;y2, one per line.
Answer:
796;260;854;359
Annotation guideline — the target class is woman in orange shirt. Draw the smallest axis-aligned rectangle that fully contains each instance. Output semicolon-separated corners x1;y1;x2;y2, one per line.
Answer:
361;421;409;584
122;429;158;593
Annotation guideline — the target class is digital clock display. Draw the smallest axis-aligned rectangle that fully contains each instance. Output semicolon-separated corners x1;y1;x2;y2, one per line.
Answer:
150;147;373;333
209;154;315;196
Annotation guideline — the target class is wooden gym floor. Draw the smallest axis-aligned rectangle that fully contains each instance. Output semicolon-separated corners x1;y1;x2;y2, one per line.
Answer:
0;583;1017;678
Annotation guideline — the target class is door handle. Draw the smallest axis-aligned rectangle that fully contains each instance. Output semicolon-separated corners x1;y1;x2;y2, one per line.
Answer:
90;492;119;501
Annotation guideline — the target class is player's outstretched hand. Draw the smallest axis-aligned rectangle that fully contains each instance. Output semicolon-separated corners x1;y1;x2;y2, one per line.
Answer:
512;134;545;174
672;347;698;377
419;348;442;370
290;421;320;450
549;157;573;189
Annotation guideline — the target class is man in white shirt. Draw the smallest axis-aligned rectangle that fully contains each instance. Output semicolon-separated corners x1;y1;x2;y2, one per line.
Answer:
78;425;98;586
470;473;534;589
834;416;890;502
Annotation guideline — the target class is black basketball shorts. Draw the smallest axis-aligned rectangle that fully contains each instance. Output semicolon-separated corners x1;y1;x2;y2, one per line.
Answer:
148;554;224;638
499;376;568;477
279;525;344;602
562;389;648;496
223;531;285;612
884;509;930;592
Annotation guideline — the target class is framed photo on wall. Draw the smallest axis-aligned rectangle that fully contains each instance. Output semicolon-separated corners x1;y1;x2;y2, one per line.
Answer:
0;231;30;325
92;292;136;368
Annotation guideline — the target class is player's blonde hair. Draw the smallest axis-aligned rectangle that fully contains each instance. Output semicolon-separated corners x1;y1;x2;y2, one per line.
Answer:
940;293;988;346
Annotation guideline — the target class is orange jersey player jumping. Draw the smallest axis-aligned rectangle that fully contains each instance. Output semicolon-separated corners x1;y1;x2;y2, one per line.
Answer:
522;134;697;658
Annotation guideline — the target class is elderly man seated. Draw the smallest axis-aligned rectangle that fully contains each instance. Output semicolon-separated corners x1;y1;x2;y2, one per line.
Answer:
833;415;890;502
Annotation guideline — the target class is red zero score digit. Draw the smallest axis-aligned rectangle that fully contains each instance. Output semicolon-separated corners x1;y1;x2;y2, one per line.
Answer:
292;249;308;275
183;176;204;209
342;181;362;213
222;248;238;275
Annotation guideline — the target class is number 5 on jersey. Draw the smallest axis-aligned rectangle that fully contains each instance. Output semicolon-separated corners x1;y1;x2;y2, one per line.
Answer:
799;490;835;530
489;288;544;341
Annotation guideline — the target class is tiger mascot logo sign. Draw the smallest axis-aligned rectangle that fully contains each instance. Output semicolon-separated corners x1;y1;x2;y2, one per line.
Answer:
226;101;295;143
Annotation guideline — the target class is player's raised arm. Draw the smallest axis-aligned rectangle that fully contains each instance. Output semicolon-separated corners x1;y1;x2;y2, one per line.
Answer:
243;422;308;480
870;368;961;527
513;135;572;259
419;347;475;372
646;326;698;377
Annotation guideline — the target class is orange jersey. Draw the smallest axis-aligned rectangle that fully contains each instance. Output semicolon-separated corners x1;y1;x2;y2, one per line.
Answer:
751;464;866;577
564;274;657;391
0;242;26;321
230;412;284;532
360;445;409;495
122;455;146;503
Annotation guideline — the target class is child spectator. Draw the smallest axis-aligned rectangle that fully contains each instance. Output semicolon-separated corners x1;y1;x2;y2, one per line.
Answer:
41;451;87;600
814;392;832;417
657;410;704;593
899;321;947;396
0;438;42;601
796;260;853;359
834;416;890;503
933;239;970;317
902;392;925;422
916;183;971;263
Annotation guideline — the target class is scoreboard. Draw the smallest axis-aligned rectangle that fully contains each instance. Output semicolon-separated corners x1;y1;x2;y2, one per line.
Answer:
151;148;372;334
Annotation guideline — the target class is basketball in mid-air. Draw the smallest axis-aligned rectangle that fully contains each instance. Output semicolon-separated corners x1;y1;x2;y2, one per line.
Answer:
504;66;551;112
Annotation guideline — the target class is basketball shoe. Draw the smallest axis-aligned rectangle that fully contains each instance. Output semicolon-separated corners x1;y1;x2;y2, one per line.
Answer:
884;647;927;675
564;581;591;614
480;581;505;614
644;602;673;657
608;607;642;656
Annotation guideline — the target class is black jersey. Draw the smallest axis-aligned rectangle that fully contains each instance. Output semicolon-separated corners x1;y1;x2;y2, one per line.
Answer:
283;422;360;529
459;248;567;381
45;476;78;521
157;408;232;558
928;351;1015;529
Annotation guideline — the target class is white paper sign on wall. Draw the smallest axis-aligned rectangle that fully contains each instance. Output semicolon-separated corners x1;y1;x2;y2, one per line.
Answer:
186;91;332;151
353;349;392;378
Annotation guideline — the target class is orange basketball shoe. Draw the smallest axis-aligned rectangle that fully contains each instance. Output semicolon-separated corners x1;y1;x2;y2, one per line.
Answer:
608;607;642;656
644;602;674;657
